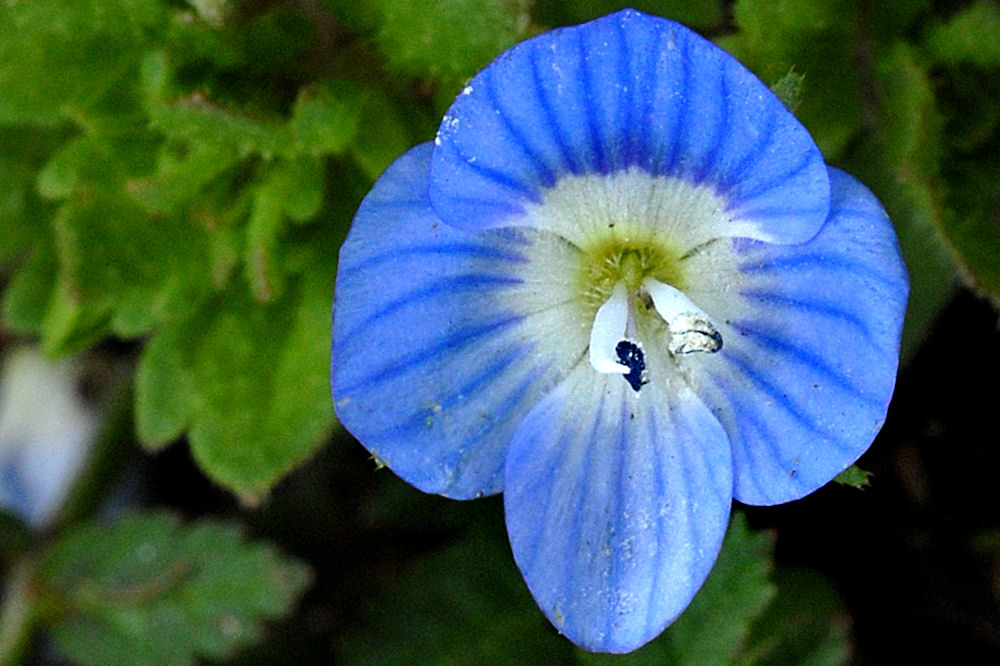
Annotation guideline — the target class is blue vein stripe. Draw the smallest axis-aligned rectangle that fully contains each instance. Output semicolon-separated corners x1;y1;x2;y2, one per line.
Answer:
731;201;828;221
518;421;559;572
834;205;885;220
716;346;854;450
458;153;541;200
706;372;793;492
615;18;632;170
340;273;522;343
338;316;522;395
730;149;815;203
606;394;630;639
341;242;527;276
578;28;606;174
729;320;880;404
529;45;580;175
362;197;429;210
445;356;554;495
368;343;527;442
485;67;558;188
737;253;898;290
566;385;605;616
431;191;528;220
663;35;691;174
721;102;777;189
697;65;730;184
523;384;580;572
738;288;874;340
632;22;658;169
673;405;700;556
643;406;665;630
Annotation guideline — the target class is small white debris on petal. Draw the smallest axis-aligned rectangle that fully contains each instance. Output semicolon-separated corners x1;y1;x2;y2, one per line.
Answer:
589;282;630;375
462;85;474;95
641;277;722;355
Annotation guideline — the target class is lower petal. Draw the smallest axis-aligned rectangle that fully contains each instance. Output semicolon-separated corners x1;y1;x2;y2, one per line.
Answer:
682;168;908;505
503;359;733;653
332;143;585;499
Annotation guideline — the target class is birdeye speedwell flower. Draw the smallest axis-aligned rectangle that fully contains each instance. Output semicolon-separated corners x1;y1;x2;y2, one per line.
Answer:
331;9;907;654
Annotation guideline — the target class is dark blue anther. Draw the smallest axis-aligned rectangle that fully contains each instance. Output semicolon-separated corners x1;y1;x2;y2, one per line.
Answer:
615;340;647;392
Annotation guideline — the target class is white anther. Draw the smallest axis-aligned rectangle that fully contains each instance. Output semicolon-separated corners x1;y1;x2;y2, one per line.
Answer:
641;277;723;355
589;281;630;375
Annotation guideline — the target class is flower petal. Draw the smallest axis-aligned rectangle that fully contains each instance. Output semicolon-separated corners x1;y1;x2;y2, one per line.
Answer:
504;356;733;653
332;143;585;499
430;9;829;245
681;168;908;505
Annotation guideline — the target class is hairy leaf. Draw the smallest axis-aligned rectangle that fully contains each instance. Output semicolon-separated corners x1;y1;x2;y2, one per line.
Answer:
375;0;533;83
135;272;335;501
0;0;166;125
38;511;311;666
926;0;1000;68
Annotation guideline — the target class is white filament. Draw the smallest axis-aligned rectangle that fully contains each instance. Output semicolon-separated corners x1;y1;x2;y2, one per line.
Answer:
588;281;630;375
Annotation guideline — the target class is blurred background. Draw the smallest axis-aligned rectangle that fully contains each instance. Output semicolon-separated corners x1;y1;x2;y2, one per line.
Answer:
1;0;999;663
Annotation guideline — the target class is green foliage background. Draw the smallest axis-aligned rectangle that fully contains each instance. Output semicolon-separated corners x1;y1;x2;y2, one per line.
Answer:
0;0;998;663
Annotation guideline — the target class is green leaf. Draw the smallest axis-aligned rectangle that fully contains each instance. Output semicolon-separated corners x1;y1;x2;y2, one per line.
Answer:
0;127;57;265
833;465;873;489
126;141;242;216
51;192;217;339
770;69;805;114
0;512;32;568
349;88;414;181
141;51;288;158
726;0;861;158
925;0;1000;68
375;0;533;83
740;568;850;666
37;511;311;666
322;0;382;32
338;523;570;663
38;275;113;358
244;175;288;303
1;243;59;336
733;0;854;37
135;319;199;448
549;0;724;29
242;156;327;301
0;0;166;125
36;134;129;201
290;81;366;156
135;272;336;501
860;0;932;42
576;511;775;665
848;42;958;359
938;162;1000;304
141;52;371;165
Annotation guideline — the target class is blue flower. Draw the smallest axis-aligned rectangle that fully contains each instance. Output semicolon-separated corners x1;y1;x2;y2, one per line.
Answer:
0;348;97;527
331;9;907;653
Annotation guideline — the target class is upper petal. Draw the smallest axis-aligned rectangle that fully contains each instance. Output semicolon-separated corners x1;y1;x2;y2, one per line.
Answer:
504;354;733;652
680;168;909;505
429;9;829;245
332;143;585;499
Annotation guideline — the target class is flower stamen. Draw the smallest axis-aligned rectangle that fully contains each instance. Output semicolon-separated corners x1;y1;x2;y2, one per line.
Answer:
589;281;648;392
588;281;630;375
641;277;723;355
